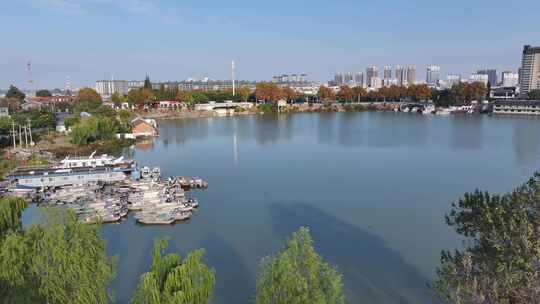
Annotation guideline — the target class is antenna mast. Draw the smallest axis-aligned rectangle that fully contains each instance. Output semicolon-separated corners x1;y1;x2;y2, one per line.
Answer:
26;60;33;91
232;61;236;96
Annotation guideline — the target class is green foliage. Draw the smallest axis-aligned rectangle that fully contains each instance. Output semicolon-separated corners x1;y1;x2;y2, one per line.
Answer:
257;103;274;113
191;92;209;104
5;85;25;101
111;92;127;106
76;88;102;103
70;116;120;146
35;90;52;97
0;197;27;238
528;89;540;100
73;100;115;117
63;115;80;129
0;206;116;303
255;227;345;304
132;238;215;304
153;84;178;101
434;172;540;303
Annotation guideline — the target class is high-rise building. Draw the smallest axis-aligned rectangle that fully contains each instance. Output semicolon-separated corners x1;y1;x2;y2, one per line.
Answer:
407;66;416;85
477;69;497;86
344;72;354;84
366;66;379;88
334;73;345;86
470;73;489;86
520;45;540;97
383;66;392;80
501;71;519;87
395;65;405;86
446;74;462;88
354;72;364;87
426;65;441;86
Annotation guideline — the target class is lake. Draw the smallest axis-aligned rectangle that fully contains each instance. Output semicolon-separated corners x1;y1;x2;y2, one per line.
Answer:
28;112;540;303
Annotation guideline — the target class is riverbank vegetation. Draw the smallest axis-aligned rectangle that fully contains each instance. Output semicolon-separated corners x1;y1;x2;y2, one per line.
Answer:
0;199;115;303
132;239;215;304
435;172;540;303
0;196;345;303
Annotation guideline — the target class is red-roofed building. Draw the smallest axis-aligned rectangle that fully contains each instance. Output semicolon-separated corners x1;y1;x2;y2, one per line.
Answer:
26;96;74;106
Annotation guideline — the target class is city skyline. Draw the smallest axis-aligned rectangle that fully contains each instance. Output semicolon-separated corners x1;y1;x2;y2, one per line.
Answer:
1;0;539;89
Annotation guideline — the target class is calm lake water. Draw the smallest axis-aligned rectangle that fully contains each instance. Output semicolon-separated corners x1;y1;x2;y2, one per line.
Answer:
24;112;540;303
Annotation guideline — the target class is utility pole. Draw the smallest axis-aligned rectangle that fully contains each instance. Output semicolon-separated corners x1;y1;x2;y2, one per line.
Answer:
18;125;22;148
24;125;28;149
27;119;33;146
11;120;16;149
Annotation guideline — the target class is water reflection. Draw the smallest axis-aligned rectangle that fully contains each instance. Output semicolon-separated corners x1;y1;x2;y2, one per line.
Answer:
268;202;435;304
450;115;483;150
201;233;253;304
513;118;540;166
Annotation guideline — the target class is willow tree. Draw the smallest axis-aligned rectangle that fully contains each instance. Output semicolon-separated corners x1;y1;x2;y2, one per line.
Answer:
435;172;540;303
0;207;115;303
255;227;345;304
0;197;27;238
132;239;215;304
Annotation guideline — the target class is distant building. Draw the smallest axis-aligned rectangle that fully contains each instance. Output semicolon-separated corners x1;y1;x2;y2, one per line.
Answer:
469;73;489;86
131;117;159;138
383;66;392;81
369;77;382;89
366;66;379;88
477;69;497;86
354;72;364;87
446;74;462;88
95;80;143;97
426;65;441;86
395;65;406;86
0;99;9;117
520;45;540;97
490;86;518;100
407;66;416;86
501;71;519;87
272;74;308;84
493;100;540;115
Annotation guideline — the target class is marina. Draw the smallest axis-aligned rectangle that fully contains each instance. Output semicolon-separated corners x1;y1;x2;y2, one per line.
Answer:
6;152;208;225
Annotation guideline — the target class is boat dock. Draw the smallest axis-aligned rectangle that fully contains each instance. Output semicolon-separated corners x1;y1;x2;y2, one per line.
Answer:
6;153;209;225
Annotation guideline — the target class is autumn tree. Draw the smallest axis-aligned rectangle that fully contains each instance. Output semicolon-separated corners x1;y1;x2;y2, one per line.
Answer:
352;86;367;102
132;238;214;304
76;87;102;103
337;85;353;102
256;83;283;103
176;91;194;104
236;86;251;102
282;87;297;103
318;85;335;102
407;84;431;101
255;227;345;304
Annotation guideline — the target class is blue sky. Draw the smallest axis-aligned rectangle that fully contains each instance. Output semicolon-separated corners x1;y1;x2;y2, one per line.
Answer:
1;0;539;89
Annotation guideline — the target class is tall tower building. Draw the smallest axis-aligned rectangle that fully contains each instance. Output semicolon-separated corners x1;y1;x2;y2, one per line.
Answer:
407;66;416;86
477;69;497;86
520;45;540;97
366;66;379;88
395;65;405;86
383;66;392;80
354;72;364;87
426;65;441;86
